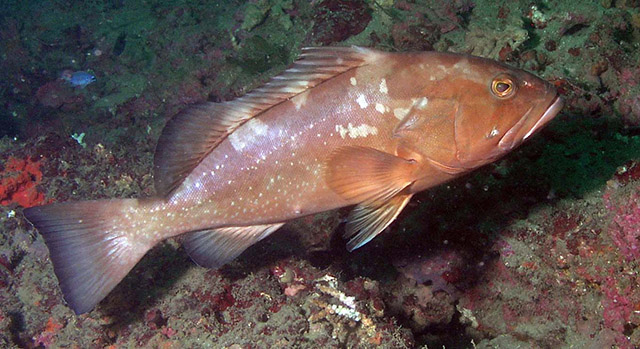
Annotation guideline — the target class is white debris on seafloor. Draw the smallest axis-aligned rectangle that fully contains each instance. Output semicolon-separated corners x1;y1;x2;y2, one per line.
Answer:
311;274;376;336
315;274;357;311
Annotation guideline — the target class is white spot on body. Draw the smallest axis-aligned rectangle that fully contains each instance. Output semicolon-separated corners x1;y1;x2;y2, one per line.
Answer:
393;107;410;120
415;97;429;110
356;94;369;109
292;90;310;110
453;59;472;75
228;118;269;152
335;123;378;139
350;77;357;86
375;103;386;114
379;78;388;94
452;59;483;83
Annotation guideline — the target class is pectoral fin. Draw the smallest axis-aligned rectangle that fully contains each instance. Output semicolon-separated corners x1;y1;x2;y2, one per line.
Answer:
183;223;284;268
326;146;418;205
344;193;413;251
325;146;418;250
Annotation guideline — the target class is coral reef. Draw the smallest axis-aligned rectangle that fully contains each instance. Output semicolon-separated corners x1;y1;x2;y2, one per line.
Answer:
1;0;640;347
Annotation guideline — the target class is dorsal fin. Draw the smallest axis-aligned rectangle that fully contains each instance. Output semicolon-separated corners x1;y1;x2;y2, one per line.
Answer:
154;46;377;196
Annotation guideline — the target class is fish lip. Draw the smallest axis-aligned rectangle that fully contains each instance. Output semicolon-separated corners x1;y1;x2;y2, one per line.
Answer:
498;94;564;151
497;107;532;151
522;95;564;141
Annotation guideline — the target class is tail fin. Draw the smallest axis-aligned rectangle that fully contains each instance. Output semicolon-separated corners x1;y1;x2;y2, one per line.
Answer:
23;199;155;314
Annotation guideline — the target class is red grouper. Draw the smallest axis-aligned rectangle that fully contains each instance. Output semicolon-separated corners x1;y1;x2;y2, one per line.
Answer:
24;46;564;314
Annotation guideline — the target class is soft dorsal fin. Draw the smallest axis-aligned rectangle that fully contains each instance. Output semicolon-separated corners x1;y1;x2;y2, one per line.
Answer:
154;46;377;196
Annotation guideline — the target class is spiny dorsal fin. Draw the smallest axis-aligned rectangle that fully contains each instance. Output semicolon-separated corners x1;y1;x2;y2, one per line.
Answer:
154;46;378;196
183;223;285;268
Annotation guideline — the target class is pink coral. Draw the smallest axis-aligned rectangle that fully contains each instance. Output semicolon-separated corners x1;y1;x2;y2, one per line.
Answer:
284;283;306;296
604;188;640;261
618;93;640;126
33;317;63;348
615;66;640;126
601;275;632;333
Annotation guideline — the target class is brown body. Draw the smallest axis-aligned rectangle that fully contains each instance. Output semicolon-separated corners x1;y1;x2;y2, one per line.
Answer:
24;47;563;314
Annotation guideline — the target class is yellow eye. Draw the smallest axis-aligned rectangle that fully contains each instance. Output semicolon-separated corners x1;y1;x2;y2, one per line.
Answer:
491;75;516;98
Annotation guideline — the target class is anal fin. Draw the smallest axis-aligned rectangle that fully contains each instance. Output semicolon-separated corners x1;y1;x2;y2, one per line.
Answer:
345;194;413;251
183;223;285;268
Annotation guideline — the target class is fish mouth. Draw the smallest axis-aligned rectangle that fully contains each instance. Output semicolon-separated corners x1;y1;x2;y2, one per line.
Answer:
522;95;564;141
498;95;564;151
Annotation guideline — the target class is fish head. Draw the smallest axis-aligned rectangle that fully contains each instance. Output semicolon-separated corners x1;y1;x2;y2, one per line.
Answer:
449;56;563;169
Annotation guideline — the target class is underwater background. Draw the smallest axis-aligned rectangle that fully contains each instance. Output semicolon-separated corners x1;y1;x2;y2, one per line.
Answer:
1;0;640;347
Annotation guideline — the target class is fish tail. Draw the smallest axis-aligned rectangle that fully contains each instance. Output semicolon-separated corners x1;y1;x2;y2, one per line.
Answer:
23;198;157;314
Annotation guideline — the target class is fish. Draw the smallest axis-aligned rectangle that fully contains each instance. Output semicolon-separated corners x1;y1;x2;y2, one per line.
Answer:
61;70;96;88
24;46;563;314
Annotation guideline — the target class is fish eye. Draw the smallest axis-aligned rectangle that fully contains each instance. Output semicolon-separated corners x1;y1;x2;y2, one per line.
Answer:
491;75;516;98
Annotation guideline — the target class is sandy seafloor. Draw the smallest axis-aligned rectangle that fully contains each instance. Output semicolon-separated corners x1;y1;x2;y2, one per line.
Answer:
2;0;640;347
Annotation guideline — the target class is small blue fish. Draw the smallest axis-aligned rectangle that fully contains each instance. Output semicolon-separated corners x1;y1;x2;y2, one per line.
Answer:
61;71;96;88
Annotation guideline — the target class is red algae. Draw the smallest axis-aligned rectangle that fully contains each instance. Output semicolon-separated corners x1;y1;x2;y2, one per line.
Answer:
0;157;46;208
33;317;63;348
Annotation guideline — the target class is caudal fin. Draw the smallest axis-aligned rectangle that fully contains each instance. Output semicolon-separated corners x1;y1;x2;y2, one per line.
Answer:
23;199;154;314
